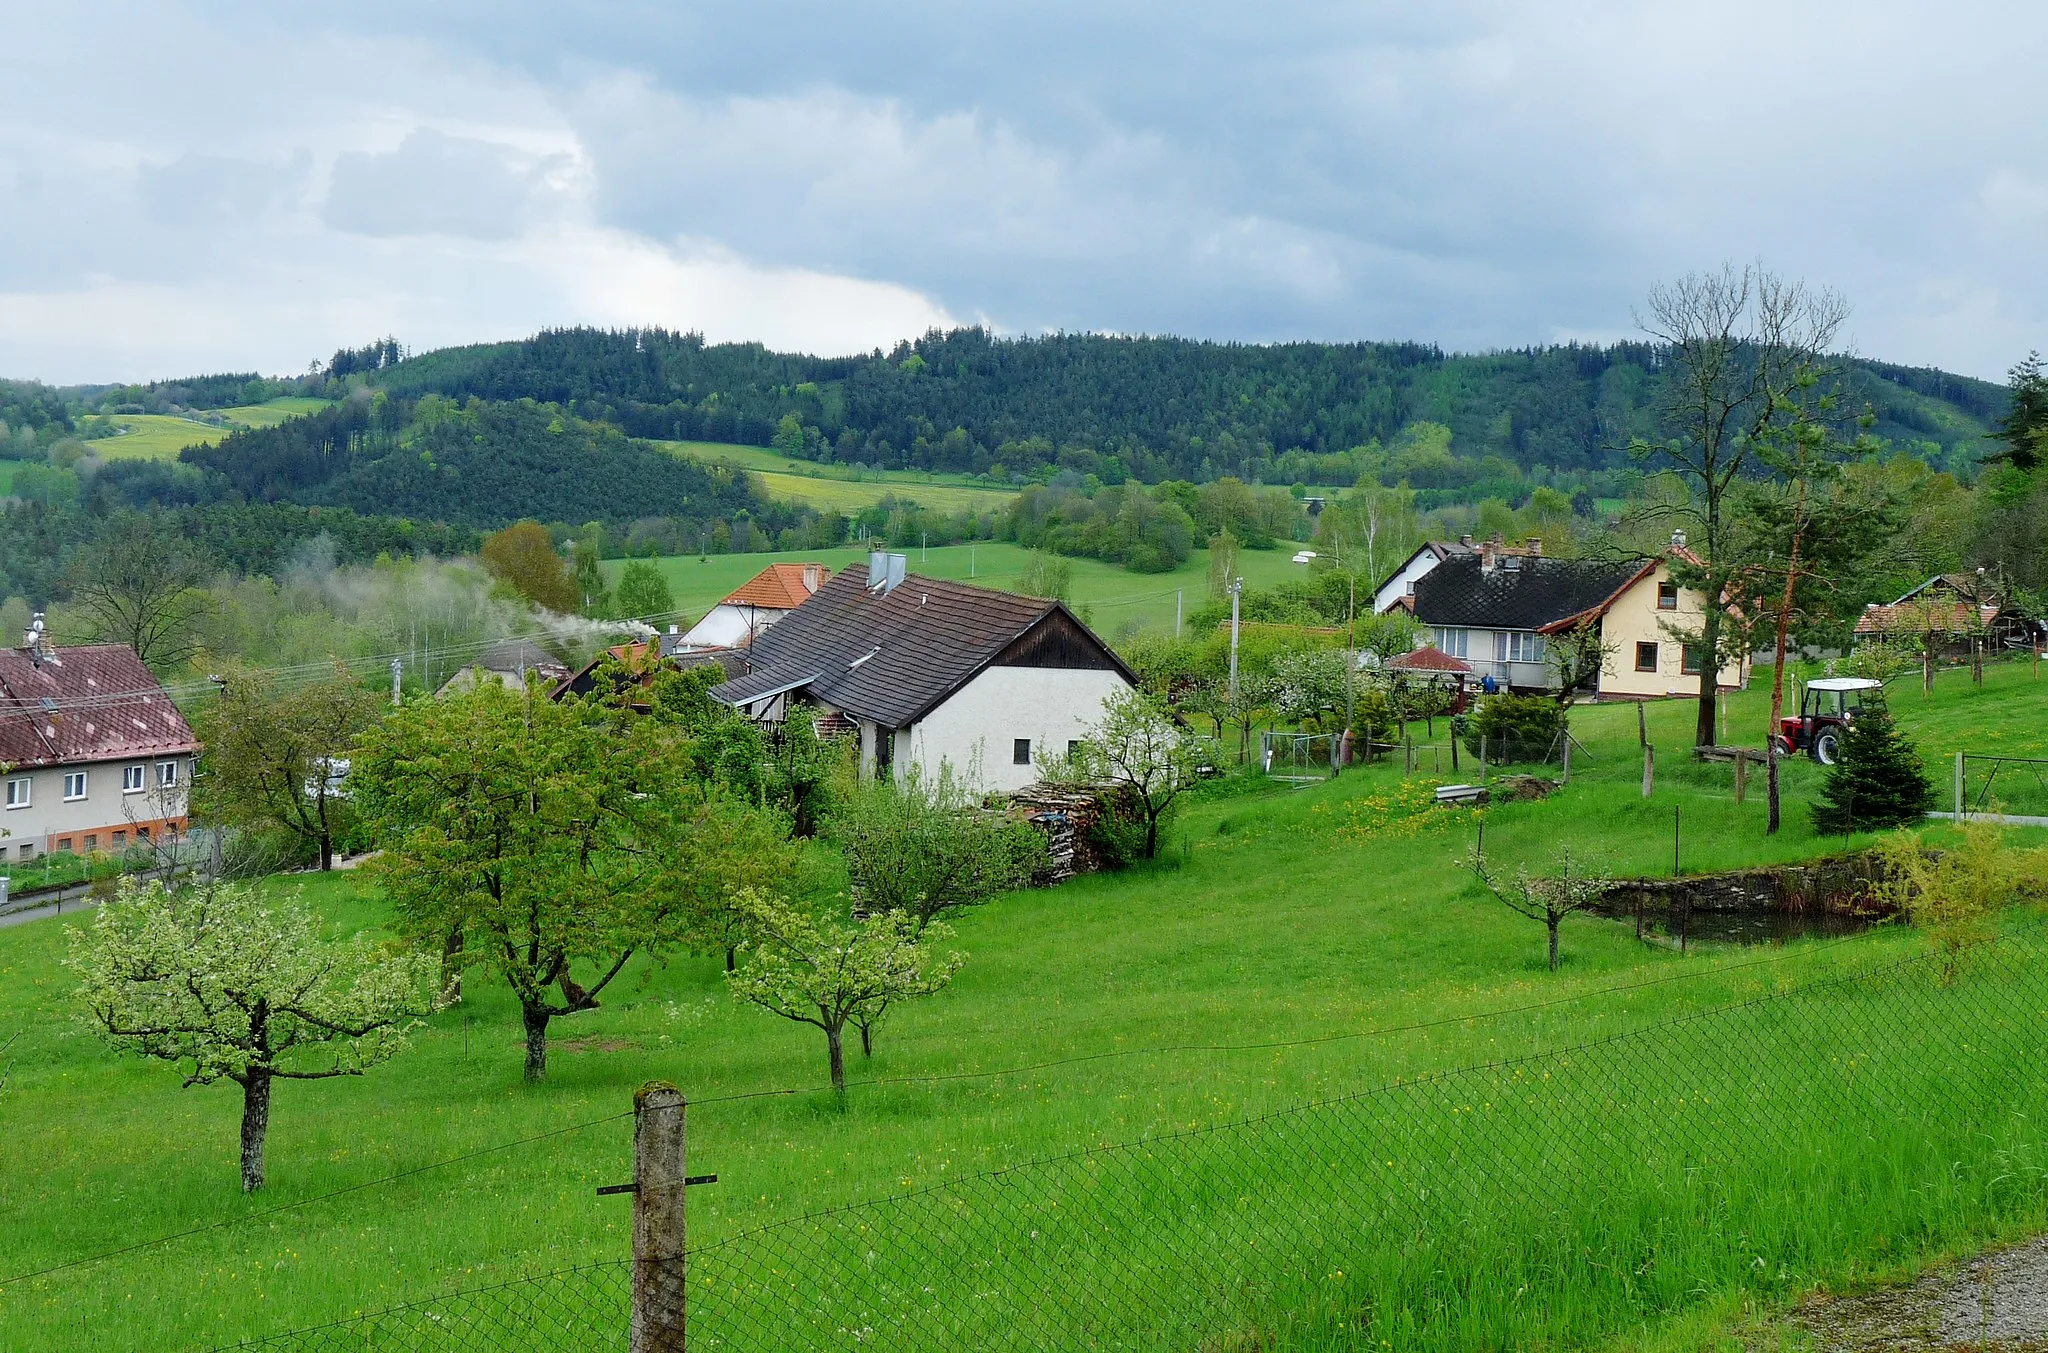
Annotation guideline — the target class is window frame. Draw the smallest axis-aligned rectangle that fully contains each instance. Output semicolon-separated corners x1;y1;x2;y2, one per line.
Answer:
123;764;147;794
1012;737;1032;766
1680;643;1705;676
3;777;28;809
1634;641;1660;673
1657;581;1679;611
63;771;88;802
157;760;180;788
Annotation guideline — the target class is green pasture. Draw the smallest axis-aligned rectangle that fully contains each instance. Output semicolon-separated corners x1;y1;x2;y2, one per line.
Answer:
651;439;1020;515
4;665;2046;1348
611;540;1308;637
83;399;333;462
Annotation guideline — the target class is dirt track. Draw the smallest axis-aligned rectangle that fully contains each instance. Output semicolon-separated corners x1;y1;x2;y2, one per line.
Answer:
1786;1236;2048;1351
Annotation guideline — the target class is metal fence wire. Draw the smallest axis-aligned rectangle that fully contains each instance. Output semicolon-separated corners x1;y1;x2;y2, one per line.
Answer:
216;931;2048;1352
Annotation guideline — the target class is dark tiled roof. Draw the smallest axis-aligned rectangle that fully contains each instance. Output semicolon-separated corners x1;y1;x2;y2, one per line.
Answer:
1411;555;1647;632
0;645;199;769
478;639;568;677
712;565;1126;728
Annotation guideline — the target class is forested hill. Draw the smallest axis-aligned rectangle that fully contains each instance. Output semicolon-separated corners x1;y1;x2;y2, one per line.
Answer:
356;327;2008;483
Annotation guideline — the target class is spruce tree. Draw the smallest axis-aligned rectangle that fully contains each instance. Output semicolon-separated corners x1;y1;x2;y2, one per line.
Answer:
1811;700;1934;834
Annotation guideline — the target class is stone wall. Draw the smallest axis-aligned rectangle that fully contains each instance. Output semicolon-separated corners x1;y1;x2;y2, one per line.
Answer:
1595;851;1897;921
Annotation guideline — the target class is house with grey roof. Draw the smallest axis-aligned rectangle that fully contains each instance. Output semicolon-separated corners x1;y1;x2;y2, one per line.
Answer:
712;553;1137;792
0;622;198;862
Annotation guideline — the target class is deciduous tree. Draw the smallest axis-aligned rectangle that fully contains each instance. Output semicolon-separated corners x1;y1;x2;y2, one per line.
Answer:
827;766;1046;934
1069;688;1215;859
68;880;439;1192
480;520;578;612
1470;844;1608;972
66;511;212;669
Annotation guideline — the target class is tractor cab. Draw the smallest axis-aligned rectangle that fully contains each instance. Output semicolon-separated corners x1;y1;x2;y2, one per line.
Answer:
1776;677;1882;765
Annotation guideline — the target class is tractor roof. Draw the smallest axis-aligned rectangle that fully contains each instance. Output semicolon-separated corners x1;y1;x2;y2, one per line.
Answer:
1807;677;1882;691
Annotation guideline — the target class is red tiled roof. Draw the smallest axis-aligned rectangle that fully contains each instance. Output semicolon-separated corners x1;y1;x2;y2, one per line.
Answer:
1388;645;1473;674
723;563;831;611
1854;602;1999;636
0;645;199;769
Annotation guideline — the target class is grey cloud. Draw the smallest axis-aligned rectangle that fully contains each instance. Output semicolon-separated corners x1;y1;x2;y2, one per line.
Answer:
322;129;583;239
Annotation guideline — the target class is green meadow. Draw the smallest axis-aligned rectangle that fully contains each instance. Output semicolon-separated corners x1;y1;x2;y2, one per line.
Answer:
82;399;336;462
650;439;1022;515
3;664;2045;1350
611;539;1309;637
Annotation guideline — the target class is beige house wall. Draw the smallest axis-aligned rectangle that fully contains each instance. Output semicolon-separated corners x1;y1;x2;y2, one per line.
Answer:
1596;561;1747;699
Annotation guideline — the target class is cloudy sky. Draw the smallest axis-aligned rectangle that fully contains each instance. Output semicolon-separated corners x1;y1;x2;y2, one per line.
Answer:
3;2;2042;384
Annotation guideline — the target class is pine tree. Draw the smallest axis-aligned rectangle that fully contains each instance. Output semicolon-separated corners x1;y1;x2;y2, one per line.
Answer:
1811;700;1934;834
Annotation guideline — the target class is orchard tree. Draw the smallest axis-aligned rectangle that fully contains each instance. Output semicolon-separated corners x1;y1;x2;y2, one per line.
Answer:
827;765;1046;934
572;523;612;616
613;560;676;620
69;880;440;1192
353;681;765;1080
1070;688;1216;858
193;661;382;870
727;892;963;1099
67;511;212;670
1470;844;1609;973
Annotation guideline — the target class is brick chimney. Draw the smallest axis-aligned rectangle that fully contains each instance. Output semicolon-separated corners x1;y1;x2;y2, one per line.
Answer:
1479;539;1498;573
1525;537;1542;557
1458;534;1474;548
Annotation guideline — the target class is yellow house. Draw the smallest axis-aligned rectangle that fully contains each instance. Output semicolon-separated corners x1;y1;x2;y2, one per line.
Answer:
1409;537;1747;700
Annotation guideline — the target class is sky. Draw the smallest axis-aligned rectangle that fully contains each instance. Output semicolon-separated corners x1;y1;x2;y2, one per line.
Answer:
2;2;2042;385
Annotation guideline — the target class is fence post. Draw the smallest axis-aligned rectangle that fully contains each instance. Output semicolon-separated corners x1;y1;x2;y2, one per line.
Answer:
632;1082;688;1353
1955;751;1965;820
1733;750;1747;804
1641;743;1654;799
1480;735;1489;785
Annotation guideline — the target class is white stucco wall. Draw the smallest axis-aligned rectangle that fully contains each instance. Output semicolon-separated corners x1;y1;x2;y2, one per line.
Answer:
679;603;792;651
900;665;1133;793
0;755;194;858
1596;562;1748;698
1374;551;1448;614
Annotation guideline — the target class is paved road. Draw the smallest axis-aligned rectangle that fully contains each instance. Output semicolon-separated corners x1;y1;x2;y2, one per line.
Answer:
0;880;107;928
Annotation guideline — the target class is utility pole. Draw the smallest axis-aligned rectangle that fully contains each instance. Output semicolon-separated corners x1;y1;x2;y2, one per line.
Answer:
1227;575;1244;704
1175;589;1182;638
970;542;976;578
390;659;402;708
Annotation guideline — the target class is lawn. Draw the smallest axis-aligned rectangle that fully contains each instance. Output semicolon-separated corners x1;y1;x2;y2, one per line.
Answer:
611;539;1310;638
651;439;1021;515
4;665;2045;1350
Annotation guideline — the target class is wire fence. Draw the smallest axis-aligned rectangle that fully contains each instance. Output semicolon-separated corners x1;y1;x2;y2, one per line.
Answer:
209;927;2048;1352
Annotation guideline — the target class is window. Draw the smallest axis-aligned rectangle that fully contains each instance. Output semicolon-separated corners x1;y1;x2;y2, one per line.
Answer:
137;826;151;842
56;838;72;854
83;834;98;853
1500;632;1545;664
1067;739;1084;762
1434;628;1469;658
1657;582;1679;611
123;764;146;793
63;771;87;801
1681;643;1704;675
18;843;34;860
111;830;126;848
1013;738;1032;766
157;760;180;788
4;777;27;809
1635;642;1660;673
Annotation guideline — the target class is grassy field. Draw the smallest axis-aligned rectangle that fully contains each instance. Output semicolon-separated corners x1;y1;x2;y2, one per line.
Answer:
4;664;2045;1349
651;439;1021;515
81;399;333;462
611;539;1309;638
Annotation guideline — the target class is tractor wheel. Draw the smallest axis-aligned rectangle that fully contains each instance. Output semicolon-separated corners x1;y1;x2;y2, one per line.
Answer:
1812;728;1842;765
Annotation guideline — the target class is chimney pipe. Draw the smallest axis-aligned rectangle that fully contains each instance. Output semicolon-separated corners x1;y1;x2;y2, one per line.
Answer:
1526;537;1542;557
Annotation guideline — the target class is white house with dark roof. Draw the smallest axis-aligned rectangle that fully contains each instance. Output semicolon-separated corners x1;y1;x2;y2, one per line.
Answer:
711;553;1137;793
0;626;198;860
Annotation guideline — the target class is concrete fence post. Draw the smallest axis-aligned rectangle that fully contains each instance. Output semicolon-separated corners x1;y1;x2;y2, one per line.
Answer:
1955;751;1966;820
632;1082;688;1353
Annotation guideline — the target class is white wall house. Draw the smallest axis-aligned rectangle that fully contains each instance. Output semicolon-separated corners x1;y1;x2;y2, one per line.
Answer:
714;554;1137;794
675;563;829;652
1373;540;1473;614
0;637;198;861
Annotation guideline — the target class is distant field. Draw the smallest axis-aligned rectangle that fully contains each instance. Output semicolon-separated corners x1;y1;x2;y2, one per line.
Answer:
651;440;1019;515
610;540;1310;639
85;398;333;462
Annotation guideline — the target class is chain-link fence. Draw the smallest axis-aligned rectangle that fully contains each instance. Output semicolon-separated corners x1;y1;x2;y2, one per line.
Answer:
215;930;2048;1352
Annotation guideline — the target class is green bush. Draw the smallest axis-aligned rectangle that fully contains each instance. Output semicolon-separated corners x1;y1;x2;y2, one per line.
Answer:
1462;693;1562;763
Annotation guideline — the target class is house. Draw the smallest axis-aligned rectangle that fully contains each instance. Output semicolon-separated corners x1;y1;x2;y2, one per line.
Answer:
1372;535;1548;615
674;563;830;652
550;637;748;704
1409;535;1747;699
436;638;570;696
711;553;1137;793
0;625;198;861
1854;574;2037;658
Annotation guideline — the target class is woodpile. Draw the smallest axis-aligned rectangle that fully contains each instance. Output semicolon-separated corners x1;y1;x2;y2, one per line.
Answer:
1005;783;1132;883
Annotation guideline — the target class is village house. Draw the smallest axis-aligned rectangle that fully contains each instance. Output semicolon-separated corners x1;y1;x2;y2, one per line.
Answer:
0;622;198;861
711;553;1136;793
1372;535;1545;615
1407;535;1748;699
1853;573;2039;660
435;638;571;695
673;562;830;652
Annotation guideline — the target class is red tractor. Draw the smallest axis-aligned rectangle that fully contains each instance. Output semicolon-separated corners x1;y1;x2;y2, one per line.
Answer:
1775;676;1881;765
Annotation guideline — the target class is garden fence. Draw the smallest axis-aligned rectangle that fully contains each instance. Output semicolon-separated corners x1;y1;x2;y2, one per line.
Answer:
203;925;2048;1352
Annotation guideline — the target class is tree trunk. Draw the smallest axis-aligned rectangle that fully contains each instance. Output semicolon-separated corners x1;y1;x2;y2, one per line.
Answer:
1546;916;1560;972
724;946;736;974
522;1005;551;1082
1693;607;1720;748
441;924;465;1002
1144;809;1160;860
1765;504;1803;836
319;832;334;872
825;1022;847;1100
239;1069;273;1193
860;1021;872;1057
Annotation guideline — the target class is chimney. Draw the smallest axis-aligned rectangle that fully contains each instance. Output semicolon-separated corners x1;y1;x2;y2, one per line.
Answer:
1671;529;1688;551
868;551;907;595
1479;540;1498;573
802;563;822;593
668;624;679;635
22;611;46;663
1525;537;1542;557
1459;534;1474;548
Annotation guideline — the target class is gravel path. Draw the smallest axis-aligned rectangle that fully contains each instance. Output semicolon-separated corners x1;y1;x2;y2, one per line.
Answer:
1786;1235;2048;1351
